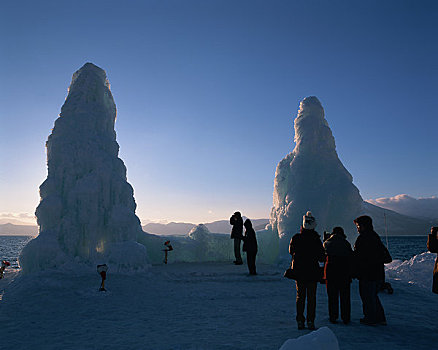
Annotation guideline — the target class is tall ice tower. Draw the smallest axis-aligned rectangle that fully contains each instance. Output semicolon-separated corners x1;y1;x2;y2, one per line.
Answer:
20;63;149;273
270;96;363;245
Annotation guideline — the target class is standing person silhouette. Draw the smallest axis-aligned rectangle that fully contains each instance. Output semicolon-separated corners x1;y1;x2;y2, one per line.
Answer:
353;215;391;325
427;226;438;294
289;211;325;330
97;264;108;292
323;227;353;324
242;219;258;275
230;211;243;265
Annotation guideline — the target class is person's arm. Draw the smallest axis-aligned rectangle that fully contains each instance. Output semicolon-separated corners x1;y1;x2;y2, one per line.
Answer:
353;236;362;257
381;242;392;263
289;237;295;256
241;231;247;242
317;239;326;262
351;239;363;279
346;241;353;255
238;220;244;239
354;235;374;261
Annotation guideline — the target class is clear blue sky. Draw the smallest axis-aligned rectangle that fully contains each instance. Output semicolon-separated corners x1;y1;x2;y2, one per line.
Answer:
0;0;437;225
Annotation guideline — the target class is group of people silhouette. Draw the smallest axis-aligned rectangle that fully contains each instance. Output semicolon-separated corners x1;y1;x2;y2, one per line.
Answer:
287;212;393;330
229;211;258;275
230;210;396;330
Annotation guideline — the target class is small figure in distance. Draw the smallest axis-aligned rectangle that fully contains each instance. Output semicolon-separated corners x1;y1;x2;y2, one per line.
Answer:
289;211;325;330
323;227;353;325
97;264;108;292
427;226;438;294
353;215;392;326
163;240;173;264
0;260;11;279
230;211;244;265
242;219;258;275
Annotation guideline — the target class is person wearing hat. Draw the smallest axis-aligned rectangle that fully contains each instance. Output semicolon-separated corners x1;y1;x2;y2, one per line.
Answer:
289;211;325;330
230;211;244;265
323;226;353;324
353;215;392;326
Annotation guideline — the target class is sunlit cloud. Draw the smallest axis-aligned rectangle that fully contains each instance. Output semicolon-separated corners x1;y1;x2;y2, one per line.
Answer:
139;218;169;226
366;194;438;219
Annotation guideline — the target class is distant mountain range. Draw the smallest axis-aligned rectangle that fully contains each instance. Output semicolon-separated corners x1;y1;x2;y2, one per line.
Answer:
142;218;270;235
1;211;435;237
0;219;270;236
0;223;38;236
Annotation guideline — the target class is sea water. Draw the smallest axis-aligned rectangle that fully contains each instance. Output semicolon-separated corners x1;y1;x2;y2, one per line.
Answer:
0;235;430;270
383;236;429;261
0;236;34;269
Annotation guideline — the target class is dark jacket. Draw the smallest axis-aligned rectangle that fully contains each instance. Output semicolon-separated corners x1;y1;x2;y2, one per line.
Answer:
230;215;243;239
427;233;438;294
289;228;325;282
242;227;258;255
353;230;391;281
323;233;353;282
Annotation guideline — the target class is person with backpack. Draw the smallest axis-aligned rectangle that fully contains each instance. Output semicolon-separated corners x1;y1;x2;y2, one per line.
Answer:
242;219;258;275
353;215;392;326
427;226;438;294
323;227;353;324
289;211;326;330
230;211;244;265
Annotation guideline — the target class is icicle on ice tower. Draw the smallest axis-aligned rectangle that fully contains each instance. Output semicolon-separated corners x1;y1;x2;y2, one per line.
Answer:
20;63;149;273
269;96;364;244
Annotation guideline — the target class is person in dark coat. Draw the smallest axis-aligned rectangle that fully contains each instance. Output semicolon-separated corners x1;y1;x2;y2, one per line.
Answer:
289;211;326;330
230;211;243;265
427;226;438;294
242;219;258;275
323;227;353;324
353;215;392;326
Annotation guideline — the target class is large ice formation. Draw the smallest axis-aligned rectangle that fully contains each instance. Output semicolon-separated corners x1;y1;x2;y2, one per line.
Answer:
19;63;148;273
269;96;430;252
270;97;363;243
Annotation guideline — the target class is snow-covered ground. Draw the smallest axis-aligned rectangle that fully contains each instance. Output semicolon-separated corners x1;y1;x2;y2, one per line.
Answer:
0;253;437;350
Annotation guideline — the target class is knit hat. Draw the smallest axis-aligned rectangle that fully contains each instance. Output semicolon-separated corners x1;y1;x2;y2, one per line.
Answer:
332;226;346;238
302;211;317;230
